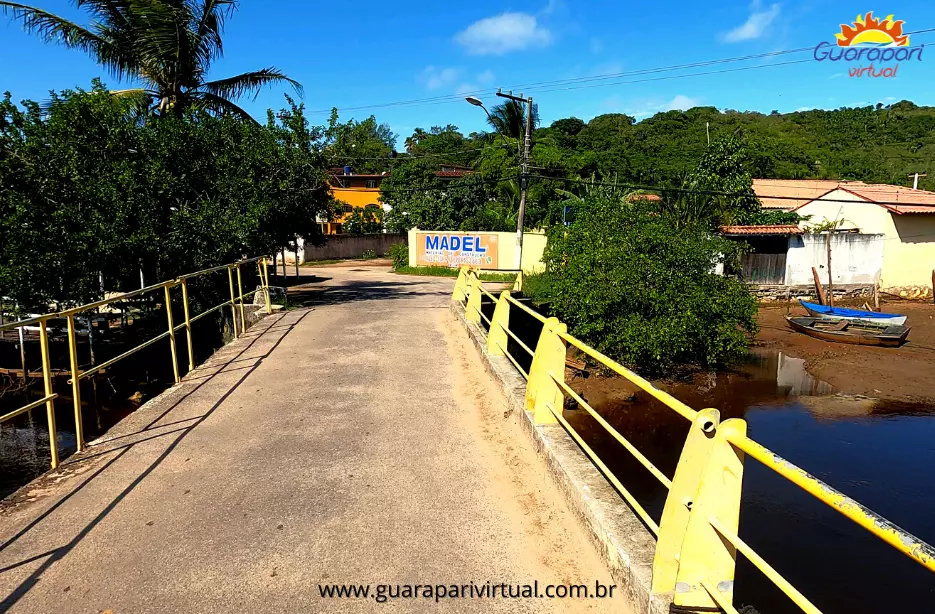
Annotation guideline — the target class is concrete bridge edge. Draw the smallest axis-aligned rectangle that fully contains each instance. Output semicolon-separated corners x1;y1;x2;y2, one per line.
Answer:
450;301;673;614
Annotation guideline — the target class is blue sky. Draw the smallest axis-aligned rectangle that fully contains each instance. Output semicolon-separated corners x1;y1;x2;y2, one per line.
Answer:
3;0;935;148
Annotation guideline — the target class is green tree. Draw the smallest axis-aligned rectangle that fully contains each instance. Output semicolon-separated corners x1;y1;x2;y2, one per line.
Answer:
0;83;331;311
324;108;396;173
540;191;758;376
0;0;301;120
343;206;384;234
487;100;538;140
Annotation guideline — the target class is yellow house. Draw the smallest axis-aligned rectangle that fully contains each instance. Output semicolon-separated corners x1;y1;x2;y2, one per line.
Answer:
323;170;386;234
755;179;935;295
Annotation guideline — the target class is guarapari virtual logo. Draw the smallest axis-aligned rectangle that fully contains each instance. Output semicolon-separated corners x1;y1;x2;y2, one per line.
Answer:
814;12;923;79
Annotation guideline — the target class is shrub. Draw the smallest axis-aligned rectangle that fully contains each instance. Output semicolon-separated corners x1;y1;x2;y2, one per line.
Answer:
360;249;377;260
388;243;409;269
518;271;555;307
543;193;758;377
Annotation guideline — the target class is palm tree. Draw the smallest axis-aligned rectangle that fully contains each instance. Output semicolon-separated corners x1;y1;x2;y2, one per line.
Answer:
0;0;302;121
486;100;539;139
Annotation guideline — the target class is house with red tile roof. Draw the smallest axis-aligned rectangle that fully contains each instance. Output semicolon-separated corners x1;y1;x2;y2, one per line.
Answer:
750;179;935;294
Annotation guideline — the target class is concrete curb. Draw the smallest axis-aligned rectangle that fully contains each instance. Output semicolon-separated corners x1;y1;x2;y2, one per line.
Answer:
450;301;671;614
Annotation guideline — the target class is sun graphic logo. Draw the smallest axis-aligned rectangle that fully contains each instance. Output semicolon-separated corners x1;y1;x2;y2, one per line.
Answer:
836;12;910;47
814;11;923;78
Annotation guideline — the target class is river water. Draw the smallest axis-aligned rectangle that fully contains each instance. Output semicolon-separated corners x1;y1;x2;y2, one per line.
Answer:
565;350;935;613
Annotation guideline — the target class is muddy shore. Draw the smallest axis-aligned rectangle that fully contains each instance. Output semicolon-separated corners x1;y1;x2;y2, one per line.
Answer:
756;301;935;402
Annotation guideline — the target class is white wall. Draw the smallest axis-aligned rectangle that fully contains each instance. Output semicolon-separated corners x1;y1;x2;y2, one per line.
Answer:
785;233;884;286
796;188;889;233
795;188;935;289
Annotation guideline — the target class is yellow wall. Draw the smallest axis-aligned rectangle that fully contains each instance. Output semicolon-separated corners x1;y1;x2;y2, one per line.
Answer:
888;214;935;289
407;228;547;273
796;188;935;289
326;187;383;234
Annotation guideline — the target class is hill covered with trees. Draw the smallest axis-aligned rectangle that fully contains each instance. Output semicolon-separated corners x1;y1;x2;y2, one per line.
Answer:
376;101;935;232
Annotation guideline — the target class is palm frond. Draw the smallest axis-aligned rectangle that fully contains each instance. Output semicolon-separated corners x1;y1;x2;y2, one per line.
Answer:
195;91;258;124
1;1;139;80
200;67;303;102
2;1;104;48
75;0;130;25
192;0;235;67
110;87;155;109
124;1;188;74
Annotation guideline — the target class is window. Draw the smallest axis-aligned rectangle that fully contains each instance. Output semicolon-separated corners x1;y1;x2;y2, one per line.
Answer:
332;223;343;234
365;203;380;210
366;179;377;188
342;204;354;213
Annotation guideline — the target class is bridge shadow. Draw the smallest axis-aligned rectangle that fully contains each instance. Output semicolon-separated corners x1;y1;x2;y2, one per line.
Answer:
268;272;331;288
0;309;311;610
287;278;451;308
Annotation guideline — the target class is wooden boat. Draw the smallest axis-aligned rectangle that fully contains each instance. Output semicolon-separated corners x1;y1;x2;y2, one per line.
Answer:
785;316;910;347
799;300;907;326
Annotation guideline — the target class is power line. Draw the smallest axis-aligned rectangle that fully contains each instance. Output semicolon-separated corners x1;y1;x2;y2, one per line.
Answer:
332;141;517;163
309;27;935;116
524;173;935;209
376;172;513;196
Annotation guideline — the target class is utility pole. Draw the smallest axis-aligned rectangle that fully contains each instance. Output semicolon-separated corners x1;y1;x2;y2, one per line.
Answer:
706;121;710;145
497;90;534;271
909;172;927;190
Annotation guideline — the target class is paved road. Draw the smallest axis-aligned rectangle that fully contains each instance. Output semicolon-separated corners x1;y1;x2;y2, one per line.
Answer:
0;265;618;613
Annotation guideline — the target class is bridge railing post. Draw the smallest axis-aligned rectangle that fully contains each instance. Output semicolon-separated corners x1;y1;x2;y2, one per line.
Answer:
466;271;482;324
38;319;60;469
66;314;85;452
672;418;747;610
525;317;565;425
512;270;523;293
487;290;511;356
453;266;469;303
652;408;721;596
227;266;240;338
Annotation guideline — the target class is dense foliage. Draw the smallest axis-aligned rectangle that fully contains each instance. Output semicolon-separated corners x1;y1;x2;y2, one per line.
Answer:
536;191;759;376
379;102;934;233
343;206;384;234
388;243;408;270
0;84;333;311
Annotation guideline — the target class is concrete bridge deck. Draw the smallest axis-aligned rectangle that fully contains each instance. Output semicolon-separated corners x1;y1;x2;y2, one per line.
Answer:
0;266;618;613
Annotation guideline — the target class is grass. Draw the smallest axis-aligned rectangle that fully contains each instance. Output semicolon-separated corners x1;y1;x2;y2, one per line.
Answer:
393;266;517;282
301;259;343;266
301;254;388;266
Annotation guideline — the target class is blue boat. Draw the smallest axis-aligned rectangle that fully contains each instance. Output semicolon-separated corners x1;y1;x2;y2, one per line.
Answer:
799;300;907;326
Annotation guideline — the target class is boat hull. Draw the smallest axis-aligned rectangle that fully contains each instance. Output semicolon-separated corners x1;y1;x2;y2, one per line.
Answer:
785;317;910;347
799;300;907;326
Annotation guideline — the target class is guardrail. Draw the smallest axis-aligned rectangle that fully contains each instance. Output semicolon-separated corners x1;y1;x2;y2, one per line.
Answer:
0;256;272;469
453;266;935;613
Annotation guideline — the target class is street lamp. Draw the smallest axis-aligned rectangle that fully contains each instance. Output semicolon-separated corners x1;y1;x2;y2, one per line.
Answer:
465;92;534;271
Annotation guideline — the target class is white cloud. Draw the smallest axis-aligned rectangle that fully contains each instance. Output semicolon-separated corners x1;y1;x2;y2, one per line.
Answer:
594;61;623;76
541;0;562;15
665;95;701;111
456;70;497;95
625;94;702;118
724;1;781;43
420;66;460;90
476;69;496;84
455;12;552;55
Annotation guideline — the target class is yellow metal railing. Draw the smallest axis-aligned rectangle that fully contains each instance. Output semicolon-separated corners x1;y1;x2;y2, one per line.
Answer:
454;267;935;613
0;256;273;470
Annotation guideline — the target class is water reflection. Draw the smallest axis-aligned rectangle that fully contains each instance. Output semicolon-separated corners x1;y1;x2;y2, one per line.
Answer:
564;349;935;614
